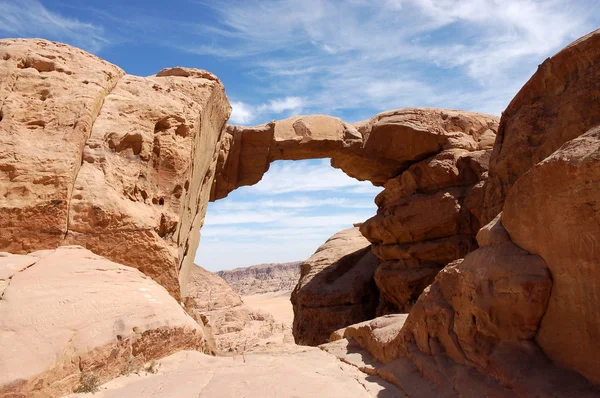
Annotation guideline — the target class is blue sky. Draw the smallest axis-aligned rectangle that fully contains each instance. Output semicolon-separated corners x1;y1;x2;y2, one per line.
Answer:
1;0;599;270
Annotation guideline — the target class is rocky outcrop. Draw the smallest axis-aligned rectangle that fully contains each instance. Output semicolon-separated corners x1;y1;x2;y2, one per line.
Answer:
217;261;301;296
0;39;231;298
360;112;497;313
316;29;600;396
503;126;600;384
184;265;292;355
291;227;380;346
481;28;600;223
0;246;204;398
211;109;498;200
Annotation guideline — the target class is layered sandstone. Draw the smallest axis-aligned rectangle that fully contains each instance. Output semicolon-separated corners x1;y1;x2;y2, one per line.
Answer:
184;265;292;355
316;29;600;397
0;246;204;398
217;261;301;296
291;227;380;346
211;109;498;200
0;39;231;298
360;112;497;313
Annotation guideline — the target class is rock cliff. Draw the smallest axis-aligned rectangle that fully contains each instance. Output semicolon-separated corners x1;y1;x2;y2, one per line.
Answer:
217;261;301;296
0;39;231;299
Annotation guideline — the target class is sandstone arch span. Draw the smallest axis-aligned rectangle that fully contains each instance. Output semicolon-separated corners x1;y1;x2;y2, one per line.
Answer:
210;108;498;201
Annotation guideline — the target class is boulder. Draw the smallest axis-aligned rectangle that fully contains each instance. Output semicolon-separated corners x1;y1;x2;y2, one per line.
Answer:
503;126;600;384
482;28;600;223
0;39;232;298
0;246;204;398
291;227;379;346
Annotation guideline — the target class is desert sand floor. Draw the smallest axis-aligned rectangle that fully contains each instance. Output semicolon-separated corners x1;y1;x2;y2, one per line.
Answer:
242;291;294;325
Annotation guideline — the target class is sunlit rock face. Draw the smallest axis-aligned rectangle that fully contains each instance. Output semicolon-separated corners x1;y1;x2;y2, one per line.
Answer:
221;108;499;319
0;39;231;298
0;246;204;398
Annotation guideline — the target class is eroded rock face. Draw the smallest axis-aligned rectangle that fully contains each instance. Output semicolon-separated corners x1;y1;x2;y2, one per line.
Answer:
482;28;600;223
184;265;292;355
328;217;598;396
212;108;498;200
291;227;380;346
0;39;124;252
0;246;204;398
360;112;497;313
0;39;231;298
503;127;600;384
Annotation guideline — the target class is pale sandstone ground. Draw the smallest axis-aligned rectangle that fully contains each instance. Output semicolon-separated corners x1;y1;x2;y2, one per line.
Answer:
242;291;295;325
66;349;403;398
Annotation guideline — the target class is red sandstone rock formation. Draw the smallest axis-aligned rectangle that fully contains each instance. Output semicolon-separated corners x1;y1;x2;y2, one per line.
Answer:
320;28;600;397
0;39;231;299
291;227;380;346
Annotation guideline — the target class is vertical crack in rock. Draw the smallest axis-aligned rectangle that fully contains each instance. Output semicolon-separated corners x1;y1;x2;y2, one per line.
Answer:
64;72;126;239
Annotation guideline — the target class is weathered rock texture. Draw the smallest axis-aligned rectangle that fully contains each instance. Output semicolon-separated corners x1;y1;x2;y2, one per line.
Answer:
481;28;600;224
0;39;231;298
291;227;380;346
217;261;301;295
316;29;600;397
184;265;292;355
211;109;498;200
323;217;598;396
503;127;600;384
0;246;204;398
360;111;498;313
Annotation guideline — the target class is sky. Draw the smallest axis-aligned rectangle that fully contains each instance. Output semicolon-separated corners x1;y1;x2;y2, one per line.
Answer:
1;0;599;270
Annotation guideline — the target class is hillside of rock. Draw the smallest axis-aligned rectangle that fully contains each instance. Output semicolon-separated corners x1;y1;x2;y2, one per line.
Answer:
184;265;293;355
216;261;301;296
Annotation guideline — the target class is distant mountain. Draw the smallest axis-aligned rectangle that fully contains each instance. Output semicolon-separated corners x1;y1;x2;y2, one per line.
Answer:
217;261;302;296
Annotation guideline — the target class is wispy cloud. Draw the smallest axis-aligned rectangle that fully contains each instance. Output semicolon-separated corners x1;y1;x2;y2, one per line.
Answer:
230;96;305;124
246;159;383;194
0;0;109;53
186;0;597;119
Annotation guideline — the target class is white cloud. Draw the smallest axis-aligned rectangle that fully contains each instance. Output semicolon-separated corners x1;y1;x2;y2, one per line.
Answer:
246;159;382;194
230;101;255;124
230;96;305;125
258;96;304;113
195;159;380;270
212;196;375;210
0;0;109;53
189;0;596;118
